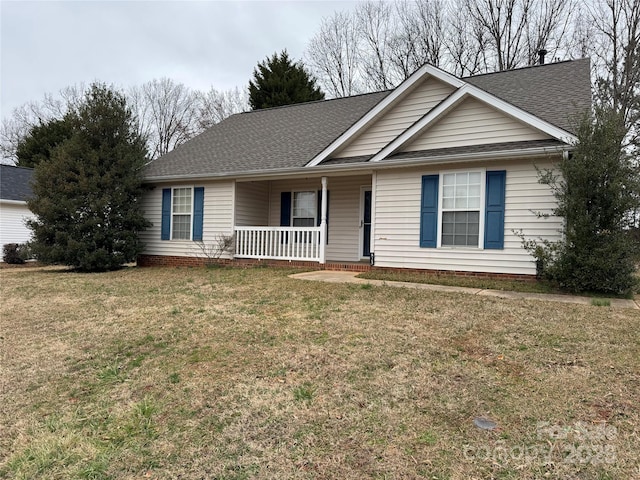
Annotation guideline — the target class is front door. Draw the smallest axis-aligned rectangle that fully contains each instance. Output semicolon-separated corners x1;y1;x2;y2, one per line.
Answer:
361;189;372;257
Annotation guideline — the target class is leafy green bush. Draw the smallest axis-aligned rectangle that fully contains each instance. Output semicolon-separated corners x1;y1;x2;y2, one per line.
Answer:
521;107;639;296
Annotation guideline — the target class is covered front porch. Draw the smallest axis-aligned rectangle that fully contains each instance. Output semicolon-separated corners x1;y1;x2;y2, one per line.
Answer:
233;173;373;264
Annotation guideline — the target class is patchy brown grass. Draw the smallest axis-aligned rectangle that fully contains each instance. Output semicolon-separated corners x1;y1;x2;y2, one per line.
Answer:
1;265;639;479
360;269;640;300
358;269;556;294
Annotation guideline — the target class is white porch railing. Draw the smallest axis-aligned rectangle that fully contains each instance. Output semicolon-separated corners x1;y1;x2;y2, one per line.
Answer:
234;226;323;262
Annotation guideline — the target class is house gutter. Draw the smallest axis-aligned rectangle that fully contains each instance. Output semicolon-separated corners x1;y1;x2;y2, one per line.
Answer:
143;144;571;184
0;199;28;205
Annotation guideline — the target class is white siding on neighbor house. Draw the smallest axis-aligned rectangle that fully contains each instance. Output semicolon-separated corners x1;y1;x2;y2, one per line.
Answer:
140;180;234;258
373;159;562;275
0;202;35;248
235;181;269;226
335;77;455;158
402;97;551;152
268;175;372;262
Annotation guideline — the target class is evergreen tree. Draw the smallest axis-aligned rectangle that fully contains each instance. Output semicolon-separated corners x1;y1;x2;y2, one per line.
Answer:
524;106;640;295
27;83;151;271
249;50;325;110
15;118;74;168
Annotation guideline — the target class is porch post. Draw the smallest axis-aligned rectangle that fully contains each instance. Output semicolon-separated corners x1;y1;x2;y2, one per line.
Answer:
319;176;328;264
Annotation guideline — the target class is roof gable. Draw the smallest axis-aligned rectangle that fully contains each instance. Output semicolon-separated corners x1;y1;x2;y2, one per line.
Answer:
332;76;455;159
370;83;577;162
306;64;464;167
400;97;551;153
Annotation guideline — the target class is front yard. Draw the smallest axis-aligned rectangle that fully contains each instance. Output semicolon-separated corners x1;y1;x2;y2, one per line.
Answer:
1;266;638;479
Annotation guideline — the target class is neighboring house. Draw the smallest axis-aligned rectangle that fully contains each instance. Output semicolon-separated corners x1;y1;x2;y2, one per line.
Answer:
139;59;591;277
0;165;35;251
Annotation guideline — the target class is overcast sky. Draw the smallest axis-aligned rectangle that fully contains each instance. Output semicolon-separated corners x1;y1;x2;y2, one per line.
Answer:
0;0;358;120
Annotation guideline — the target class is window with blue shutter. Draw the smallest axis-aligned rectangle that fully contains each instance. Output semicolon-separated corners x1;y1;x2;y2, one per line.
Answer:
161;188;171;240
420;175;439;248
280;191;291;243
280;192;292;226
484;170;506;249
192;187;204;241
161;187;202;241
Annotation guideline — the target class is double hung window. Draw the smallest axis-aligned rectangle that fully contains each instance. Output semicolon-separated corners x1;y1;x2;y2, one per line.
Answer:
292;191;316;227
441;172;481;247
419;169;506;250
171;187;193;240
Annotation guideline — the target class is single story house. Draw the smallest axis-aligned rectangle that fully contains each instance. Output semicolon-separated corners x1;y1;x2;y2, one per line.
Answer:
139;59;591;277
0;164;35;252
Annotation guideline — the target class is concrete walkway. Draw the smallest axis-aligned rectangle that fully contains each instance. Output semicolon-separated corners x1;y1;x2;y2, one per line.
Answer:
289;271;639;310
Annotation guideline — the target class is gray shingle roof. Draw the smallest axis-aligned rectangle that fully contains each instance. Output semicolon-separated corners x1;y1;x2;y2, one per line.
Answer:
144;91;390;179
0;165;34;201
465;58;591;134
144;59;591;180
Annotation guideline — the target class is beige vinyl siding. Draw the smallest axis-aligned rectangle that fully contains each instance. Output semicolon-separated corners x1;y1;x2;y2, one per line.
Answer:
373;159;562;275
235;181;269;226
268;175;371;262
0;202;35;248
403;97;551;152
140;180;234;258
334;77;455;158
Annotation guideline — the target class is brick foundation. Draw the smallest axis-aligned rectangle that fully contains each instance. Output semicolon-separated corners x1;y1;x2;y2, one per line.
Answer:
370;266;537;282
136;254;536;281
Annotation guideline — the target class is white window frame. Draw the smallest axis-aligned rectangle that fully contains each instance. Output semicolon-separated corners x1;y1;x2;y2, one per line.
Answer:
291;190;317;227
437;169;486;249
171;186;194;241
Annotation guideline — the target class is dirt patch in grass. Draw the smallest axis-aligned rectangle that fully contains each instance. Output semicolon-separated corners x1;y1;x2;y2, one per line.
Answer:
1;266;639;479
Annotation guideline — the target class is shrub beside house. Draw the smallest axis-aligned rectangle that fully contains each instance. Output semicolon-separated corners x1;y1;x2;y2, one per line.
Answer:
0;165;35;261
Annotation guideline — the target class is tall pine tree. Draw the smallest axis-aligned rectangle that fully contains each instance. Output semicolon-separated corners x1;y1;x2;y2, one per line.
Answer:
249;50;324;110
27;83;151;271
16;118;74;168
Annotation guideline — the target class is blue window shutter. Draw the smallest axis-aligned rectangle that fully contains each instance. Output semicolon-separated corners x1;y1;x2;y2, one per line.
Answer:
280;192;292;226
484;170;506;249
317;190;329;244
161;188;171;240
420;175;439;248
280;191;291;244
192;187;204;241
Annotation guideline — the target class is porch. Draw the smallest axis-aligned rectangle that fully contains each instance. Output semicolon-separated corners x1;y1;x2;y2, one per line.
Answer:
233;174;373;264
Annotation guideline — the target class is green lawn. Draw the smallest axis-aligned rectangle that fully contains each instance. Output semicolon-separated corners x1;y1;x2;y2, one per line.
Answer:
1;265;638;479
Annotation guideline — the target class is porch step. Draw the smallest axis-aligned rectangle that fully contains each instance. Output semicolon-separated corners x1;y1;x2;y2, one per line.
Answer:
324;262;372;272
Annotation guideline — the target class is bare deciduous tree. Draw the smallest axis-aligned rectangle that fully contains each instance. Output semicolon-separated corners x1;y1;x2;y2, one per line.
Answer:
463;0;572;71
129;78;202;159
305;0;578;93
356;1;397;90
444;0;489;76
589;0;639;142
392;0;447;77
305;11;363;97
196;87;249;130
